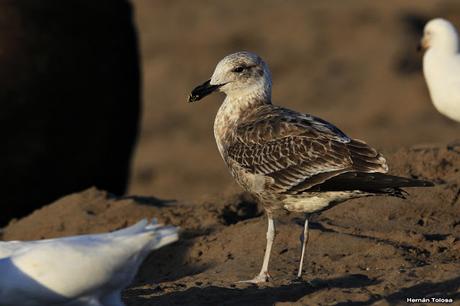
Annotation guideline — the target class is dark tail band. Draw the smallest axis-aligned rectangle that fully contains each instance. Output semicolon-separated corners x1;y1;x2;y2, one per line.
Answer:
310;171;434;193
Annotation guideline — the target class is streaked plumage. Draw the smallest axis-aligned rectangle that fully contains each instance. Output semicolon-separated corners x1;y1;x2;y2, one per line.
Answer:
0;219;178;306
189;51;433;283
226;105;389;195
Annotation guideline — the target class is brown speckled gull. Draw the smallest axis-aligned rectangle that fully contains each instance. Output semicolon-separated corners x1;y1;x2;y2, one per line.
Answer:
188;51;433;283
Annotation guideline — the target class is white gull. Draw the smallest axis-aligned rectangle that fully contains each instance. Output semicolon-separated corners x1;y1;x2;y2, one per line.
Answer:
421;18;460;122
0;219;178;306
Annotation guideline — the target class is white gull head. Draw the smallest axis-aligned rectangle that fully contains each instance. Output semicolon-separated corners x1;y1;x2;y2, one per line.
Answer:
421;18;459;54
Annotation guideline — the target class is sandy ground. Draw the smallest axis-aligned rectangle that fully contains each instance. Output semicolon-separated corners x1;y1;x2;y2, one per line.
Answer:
4;144;460;305
3;1;460;305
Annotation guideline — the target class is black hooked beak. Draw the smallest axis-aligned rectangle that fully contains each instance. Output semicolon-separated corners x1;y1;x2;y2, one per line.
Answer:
188;80;223;103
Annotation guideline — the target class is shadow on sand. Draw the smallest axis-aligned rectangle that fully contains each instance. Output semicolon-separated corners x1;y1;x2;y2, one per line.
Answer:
127;274;380;306
335;275;460;305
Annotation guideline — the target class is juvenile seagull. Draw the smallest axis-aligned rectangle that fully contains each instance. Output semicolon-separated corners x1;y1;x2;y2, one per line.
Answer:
421;18;460;122
0;219;178;306
188;51;433;283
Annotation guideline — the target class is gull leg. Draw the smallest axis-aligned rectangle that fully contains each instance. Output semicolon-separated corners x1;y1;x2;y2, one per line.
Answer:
238;216;275;284
259;216;275;278
297;216;309;279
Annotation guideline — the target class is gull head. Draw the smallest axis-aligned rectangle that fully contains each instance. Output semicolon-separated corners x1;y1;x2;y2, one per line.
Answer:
421;18;459;53
188;51;272;103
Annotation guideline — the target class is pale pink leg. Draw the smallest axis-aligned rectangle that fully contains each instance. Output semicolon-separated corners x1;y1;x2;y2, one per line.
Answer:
238;216;275;283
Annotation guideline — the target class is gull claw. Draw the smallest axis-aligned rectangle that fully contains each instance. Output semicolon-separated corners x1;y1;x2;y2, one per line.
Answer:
237;272;271;284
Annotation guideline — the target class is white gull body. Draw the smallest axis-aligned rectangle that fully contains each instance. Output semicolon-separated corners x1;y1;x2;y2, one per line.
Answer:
0;219;178;306
422;18;460;122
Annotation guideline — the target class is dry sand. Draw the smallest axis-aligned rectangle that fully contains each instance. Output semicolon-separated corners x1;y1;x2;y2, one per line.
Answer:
4;144;460;305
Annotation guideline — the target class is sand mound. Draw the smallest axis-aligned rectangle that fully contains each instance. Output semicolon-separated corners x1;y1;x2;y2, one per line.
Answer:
3;144;460;305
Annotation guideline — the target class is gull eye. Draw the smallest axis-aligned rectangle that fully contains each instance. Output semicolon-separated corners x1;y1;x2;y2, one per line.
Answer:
232;66;245;73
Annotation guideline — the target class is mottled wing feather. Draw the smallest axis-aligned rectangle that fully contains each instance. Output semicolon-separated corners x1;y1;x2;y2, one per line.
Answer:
226;106;388;194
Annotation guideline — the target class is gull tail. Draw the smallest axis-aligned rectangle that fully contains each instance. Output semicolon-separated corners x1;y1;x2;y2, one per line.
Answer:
109;219;150;237
149;224;179;250
111;218;179;251
313;172;434;198
140;219;179;251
